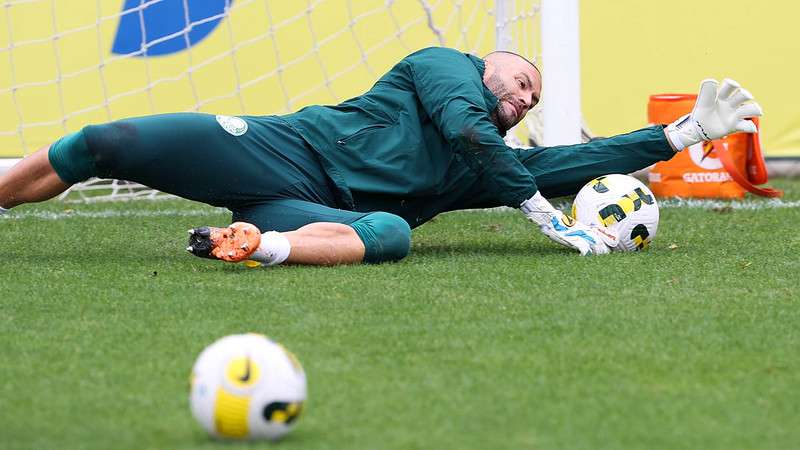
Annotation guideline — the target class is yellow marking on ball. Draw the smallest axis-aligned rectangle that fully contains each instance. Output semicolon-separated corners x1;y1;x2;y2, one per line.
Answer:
213;388;250;439
225;356;261;388
632;235;650;250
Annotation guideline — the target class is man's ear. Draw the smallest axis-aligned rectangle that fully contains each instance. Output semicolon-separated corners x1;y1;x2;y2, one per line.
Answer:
482;59;496;83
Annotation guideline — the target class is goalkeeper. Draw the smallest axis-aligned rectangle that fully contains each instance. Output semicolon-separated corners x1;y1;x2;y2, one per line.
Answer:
0;47;761;266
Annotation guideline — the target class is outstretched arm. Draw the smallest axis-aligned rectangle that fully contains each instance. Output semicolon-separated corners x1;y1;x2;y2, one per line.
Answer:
515;78;762;199
515;126;674;199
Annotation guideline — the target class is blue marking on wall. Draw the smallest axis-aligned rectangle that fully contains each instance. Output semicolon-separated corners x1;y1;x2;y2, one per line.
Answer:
112;0;232;57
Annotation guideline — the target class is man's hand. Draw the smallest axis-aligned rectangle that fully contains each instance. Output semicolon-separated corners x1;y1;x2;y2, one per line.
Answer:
520;192;618;256
665;78;763;151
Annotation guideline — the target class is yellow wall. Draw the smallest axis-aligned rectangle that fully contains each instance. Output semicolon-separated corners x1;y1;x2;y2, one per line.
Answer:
581;0;800;156
0;1;504;157
2;1;795;157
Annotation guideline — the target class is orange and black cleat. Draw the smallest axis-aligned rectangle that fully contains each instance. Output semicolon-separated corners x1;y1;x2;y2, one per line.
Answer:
186;222;261;262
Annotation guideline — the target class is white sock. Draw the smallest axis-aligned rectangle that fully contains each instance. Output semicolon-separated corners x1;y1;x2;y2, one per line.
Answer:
249;231;291;266
0;206;8;215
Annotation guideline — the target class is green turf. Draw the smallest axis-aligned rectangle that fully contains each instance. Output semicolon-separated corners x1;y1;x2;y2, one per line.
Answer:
2;180;799;450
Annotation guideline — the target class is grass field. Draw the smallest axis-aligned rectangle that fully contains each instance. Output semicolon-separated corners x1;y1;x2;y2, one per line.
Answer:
2;179;799;450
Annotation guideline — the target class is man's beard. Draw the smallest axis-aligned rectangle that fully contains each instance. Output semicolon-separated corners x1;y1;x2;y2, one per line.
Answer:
489;108;512;135
485;73;517;135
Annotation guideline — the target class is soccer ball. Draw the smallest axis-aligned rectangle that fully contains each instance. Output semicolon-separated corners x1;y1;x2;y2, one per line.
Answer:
571;174;659;251
189;333;307;441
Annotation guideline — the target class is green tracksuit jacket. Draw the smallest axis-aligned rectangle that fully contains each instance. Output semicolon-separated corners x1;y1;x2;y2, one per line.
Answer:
284;46;537;211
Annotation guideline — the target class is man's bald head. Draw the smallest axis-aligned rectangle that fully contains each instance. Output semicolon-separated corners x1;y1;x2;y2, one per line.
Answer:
484;51;541;77
482;51;542;134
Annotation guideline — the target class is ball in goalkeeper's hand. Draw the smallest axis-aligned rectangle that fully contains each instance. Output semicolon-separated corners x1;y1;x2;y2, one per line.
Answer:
571;174;659;251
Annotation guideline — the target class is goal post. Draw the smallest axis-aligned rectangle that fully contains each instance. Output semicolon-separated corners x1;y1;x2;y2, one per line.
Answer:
541;0;581;146
0;0;581;202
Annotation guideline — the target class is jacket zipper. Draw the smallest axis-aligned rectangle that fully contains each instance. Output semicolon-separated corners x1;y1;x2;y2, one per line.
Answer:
336;123;390;146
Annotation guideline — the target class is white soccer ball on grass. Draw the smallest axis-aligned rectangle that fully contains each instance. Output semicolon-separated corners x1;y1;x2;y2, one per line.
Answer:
571;174;659;251
189;333;307;441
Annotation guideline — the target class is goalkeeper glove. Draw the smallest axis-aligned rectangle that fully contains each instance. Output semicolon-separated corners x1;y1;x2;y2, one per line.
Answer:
520;192;618;256
665;78;763;151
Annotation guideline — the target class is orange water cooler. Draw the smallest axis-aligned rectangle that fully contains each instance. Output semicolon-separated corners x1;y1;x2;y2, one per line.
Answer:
647;94;780;198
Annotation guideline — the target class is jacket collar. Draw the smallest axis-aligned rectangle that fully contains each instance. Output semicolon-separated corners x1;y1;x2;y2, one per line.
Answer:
466;53;499;112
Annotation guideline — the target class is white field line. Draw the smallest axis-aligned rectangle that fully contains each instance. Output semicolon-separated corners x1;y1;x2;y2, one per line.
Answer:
474;198;800;213
586;198;800;211
0;208;228;221
652;198;800;210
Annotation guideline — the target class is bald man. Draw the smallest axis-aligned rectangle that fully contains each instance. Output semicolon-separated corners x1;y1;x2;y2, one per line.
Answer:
0;47;761;265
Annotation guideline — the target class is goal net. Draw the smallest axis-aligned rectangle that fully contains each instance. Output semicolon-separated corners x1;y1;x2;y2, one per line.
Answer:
0;0;559;202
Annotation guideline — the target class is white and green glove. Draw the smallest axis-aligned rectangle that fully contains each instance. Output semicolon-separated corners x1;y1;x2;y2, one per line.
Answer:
665;78;763;151
520;192;618;256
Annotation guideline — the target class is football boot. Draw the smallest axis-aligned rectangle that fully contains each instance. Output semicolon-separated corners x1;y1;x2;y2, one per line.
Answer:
186;222;261;262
